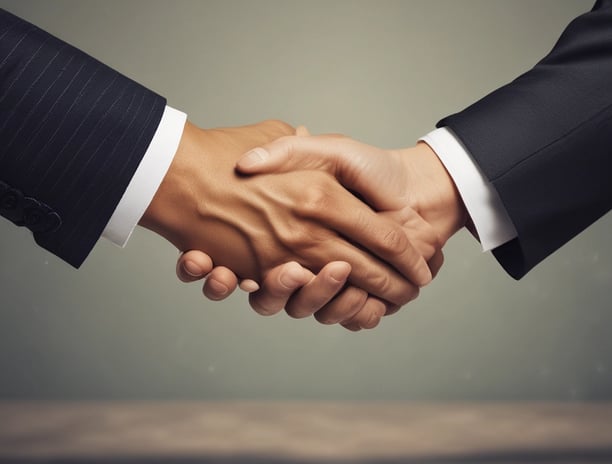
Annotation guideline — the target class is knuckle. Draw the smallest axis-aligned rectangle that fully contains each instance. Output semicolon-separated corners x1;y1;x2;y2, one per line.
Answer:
346;287;368;308
278;221;317;252
351;302;385;330
364;270;393;297
315;288;367;325
298;182;334;217
365;269;419;306
261;119;295;137
378;226;409;256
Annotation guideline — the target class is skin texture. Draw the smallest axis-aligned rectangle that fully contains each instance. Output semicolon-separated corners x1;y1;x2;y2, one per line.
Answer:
176;131;466;330
141;120;438;311
236;135;466;246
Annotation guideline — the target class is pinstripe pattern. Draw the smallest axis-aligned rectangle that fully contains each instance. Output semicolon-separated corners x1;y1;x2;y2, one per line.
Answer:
0;8;166;267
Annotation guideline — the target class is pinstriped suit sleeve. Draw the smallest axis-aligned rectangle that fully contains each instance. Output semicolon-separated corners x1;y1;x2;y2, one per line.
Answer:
0;8;166;268
437;0;612;279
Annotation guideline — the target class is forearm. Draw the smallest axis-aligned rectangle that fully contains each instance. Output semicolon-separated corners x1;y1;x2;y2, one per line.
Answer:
0;8;165;267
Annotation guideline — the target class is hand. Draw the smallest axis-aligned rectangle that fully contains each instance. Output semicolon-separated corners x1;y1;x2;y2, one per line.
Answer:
237;134;467;246
140;120;435;308
177;252;390;330
228;133;467;325
174;131;458;330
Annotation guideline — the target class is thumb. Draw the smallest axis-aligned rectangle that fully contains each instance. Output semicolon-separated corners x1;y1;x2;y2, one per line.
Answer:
236;134;402;213
236;135;339;175
236;146;277;173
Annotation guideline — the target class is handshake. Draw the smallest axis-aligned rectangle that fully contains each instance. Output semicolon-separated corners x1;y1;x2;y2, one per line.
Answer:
140;120;467;332
2;4;607;332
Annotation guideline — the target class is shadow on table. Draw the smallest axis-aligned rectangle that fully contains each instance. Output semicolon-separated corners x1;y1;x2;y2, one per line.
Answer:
3;448;612;464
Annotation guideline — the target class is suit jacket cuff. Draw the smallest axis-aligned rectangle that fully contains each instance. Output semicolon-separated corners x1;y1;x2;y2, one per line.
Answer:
420;127;517;251
102;106;187;247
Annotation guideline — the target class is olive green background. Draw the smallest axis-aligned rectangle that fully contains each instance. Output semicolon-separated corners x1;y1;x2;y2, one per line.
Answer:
0;0;609;400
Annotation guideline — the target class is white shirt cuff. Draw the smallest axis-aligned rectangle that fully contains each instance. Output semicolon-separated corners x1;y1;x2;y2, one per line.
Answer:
102;105;187;247
420;127;517;251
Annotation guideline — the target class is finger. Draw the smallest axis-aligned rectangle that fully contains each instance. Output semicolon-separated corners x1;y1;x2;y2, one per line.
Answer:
176;250;213;282
297;180;433;288
428;249;445;279
301;229;422;307
239;279;261;293
237;136;336;174
242;147;432;299
380;208;442;263
384;304;402;316
203;266;239;301
237;134;367;181
340;296;388;330
342;322;362;332
249;262;314;316
314;286;368;325
307;292;399;326
284;262;351;319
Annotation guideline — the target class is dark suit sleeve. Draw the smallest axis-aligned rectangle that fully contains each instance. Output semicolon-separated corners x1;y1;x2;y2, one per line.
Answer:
0;8;166;268
437;0;612;279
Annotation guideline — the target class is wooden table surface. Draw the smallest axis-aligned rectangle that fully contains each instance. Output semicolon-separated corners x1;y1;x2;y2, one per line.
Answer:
1;401;612;463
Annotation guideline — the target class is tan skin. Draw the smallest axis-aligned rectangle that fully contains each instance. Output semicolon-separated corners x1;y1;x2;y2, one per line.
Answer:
176;131;467;330
140;120;440;310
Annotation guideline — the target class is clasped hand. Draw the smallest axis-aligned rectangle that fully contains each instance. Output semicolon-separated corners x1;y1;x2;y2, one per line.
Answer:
144;120;466;331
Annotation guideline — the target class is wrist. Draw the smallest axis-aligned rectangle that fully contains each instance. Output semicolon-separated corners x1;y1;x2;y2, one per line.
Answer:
139;121;201;249
400;143;468;245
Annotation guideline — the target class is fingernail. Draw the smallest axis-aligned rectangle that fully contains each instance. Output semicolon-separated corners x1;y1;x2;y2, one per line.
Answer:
183;260;202;277
329;263;350;283
418;267;433;287
208;279;229;296
279;267;304;288
240;280;260;293
239;147;269;168
364;313;382;329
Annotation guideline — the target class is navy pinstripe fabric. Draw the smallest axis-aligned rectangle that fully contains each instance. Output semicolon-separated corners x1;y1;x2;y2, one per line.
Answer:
0;8;166;267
